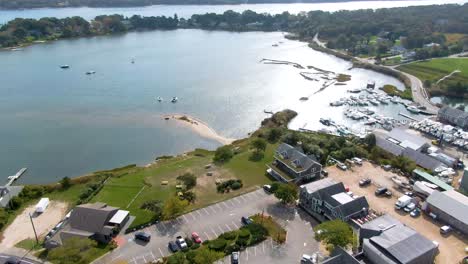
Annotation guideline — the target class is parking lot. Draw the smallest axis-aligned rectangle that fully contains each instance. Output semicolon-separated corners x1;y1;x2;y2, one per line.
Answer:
95;188;321;264
327;161;468;264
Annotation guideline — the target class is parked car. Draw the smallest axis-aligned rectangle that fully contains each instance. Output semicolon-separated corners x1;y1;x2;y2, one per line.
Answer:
231;251;239;264
168;241;179;252
5;257;21;264
241;216;253;225
410;208;421;217
301;254;313;263
321;170;329;177
404;203;416;213
263;185;272;193
135;232;151;242
375;187;388;196
192;232;202;244
352;157;363;165
404;191;415;197
359;178;371;187
440;225;452;235
337;163;347;171
176;236;188;249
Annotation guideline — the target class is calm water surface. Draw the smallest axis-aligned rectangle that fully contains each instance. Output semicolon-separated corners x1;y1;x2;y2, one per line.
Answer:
1;0;467;23
1;29;414;184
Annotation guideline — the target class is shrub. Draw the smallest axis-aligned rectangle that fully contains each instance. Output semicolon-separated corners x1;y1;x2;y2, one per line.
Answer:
190;243;200;250
185;237;194;248
176;173;197;190
267;128;283;143
217;179;243;193
59;177;72;189
225;244;240;254
208;238;227;251
9;196;22;210
202;240;210;246
231;182;242;190
249;150;264;161
245;223;268;244
213;146;233;163
186;250;197;262
220;231;237;241
235;237;248;247
238;228;251;239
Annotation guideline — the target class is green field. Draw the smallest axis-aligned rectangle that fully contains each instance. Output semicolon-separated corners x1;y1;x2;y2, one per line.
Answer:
397;58;468;89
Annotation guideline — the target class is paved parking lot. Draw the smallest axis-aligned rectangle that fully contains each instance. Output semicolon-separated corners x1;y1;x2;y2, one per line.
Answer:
96;188;321;264
327;162;468;264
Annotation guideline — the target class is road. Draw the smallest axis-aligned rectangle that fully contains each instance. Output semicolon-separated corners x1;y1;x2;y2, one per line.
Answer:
0;254;42;264
95;189;321;264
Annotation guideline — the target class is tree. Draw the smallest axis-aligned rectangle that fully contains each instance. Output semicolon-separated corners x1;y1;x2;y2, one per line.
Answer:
363;134;376;150
193;248;224;264
162;196;188;220
267;128;283;143
176;173;197;189
60;177;72;189
213;146;233;163
251;138;267;152
274;183;298;205
391;156;416;174
166;251;186;264
48;237;98;264
315;220;354;250
0;208;9;230
140;200;162;220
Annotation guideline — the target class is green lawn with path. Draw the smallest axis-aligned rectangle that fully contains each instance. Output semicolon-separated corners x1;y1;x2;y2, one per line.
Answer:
397;58;468;84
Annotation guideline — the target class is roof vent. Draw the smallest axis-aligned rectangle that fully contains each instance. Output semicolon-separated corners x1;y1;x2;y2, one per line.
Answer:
378;224;386;230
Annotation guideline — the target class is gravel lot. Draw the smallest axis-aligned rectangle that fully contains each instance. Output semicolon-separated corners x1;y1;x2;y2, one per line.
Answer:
327;162;467;264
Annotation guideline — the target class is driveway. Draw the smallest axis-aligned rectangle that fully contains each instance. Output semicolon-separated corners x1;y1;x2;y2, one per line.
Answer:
96;188;282;264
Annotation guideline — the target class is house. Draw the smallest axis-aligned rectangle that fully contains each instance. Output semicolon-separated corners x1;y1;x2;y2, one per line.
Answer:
45;202;130;248
359;214;437;264
390;45;407;55
299;178;369;222
424;42;440;49
0;185;23;208
323;247;361;264
438;106;468;130
424;190;468;235
267;143;322;183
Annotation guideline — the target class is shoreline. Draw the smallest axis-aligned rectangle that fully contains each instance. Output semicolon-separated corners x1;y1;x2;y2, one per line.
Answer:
162;113;236;145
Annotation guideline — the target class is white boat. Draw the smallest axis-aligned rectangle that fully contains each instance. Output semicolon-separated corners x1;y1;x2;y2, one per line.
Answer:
171;97;178;103
407;106;420;114
156;96;163;102
86;71;96;75
369;100;379;106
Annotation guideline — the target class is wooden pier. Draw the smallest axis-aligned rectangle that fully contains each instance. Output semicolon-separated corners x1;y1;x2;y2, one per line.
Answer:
6;168;27;186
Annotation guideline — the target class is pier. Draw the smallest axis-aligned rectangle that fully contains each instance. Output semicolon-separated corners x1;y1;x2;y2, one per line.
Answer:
398;112;418;121
6;168;27;186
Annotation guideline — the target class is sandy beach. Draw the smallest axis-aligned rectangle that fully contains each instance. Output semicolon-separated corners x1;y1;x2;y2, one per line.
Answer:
163;114;235;145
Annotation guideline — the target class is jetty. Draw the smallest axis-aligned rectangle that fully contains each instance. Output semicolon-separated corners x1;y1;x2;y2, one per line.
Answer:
260;59;304;69
398;112;418;121
6;168;27;186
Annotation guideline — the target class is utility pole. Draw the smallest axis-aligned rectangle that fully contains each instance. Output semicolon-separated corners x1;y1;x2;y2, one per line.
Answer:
29;213;39;244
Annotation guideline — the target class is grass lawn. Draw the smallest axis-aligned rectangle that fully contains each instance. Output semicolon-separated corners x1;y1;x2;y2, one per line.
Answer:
15;238;42;251
397;58;468;84
251;214;287;243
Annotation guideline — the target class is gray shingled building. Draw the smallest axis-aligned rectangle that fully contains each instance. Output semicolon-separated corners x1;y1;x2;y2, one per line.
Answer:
267;143;322;183
0;185;23;208
425;190;468;235
45;202;129;248
299;178;369;222
360;214;437;264
322;247;361;264
438;106;468;129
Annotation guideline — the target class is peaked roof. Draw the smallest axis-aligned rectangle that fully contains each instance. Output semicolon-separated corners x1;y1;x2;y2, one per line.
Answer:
69;202;118;234
426;190;468;225
335;196;369;218
276;143;320;172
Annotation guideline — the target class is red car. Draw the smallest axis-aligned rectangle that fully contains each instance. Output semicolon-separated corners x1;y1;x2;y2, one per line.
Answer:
192;232;202;244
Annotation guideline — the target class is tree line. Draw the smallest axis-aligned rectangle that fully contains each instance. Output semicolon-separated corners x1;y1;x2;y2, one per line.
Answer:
1;3;468;57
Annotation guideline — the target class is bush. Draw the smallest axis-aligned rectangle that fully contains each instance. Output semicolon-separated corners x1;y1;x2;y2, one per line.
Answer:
208;238;227;251
238;228;251;239
185;237;194;248
59;177;72;189
245;223;268;244
235;237;248;247
202;240;210;246
186;250;197;262
231;182;242;190
249;150;264;161
19;185;45;200
213;146;233;163
190;243;200;250
225;244;240;254
220;231;238;241
267;128;283;143
9;196;22;210
217;179;243;193
177;173;197;190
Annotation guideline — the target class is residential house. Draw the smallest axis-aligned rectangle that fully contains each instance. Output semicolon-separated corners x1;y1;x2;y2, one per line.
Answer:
424;189;468;235
438;106;468;130
267;143;322;183
360;214;437;264
45;202;130;248
390;45;407;55
299;178;369;222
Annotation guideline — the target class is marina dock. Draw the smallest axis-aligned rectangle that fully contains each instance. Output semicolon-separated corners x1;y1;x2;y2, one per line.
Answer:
398;112;418;121
6;168;27;186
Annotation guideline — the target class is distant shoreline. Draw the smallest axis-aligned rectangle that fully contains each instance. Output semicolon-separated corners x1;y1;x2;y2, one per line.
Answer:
163;113;236;145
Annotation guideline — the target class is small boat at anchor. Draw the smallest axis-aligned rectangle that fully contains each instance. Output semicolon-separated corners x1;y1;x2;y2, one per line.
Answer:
86;71;96;75
156;96;163;102
60;65;70;69
171;97;178;103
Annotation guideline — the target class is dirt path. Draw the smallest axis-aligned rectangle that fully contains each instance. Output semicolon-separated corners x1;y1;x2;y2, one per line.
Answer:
0;201;68;249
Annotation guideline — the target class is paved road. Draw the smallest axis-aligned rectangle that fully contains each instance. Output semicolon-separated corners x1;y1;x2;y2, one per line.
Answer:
96;189;321;264
96;189;279;264
0;254;42;264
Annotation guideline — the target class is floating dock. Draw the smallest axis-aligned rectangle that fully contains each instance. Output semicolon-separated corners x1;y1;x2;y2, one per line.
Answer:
398;112;418;121
6;168;27;186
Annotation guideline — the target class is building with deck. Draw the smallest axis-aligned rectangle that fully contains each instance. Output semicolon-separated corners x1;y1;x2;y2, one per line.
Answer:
267;143;322;183
299;178;369;222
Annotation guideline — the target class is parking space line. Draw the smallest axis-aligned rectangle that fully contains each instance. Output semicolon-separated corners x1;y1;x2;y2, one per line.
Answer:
240;195;247;202
217;225;224;234
183;215;189;222
226;200;235;207
234;197;242;204
204;231;211;240
246;248;249;261
161;222;168;230
196;210;203;217
155;223;164;232
143;255;147;263
262;241;265;253
190;213;196;221
176;217;182;224
254;246;257;256
150;251;155;260
211;227;218;237
158;247;164;258
225;224;231;231
203;208;210;215
216;203;223;210
209;206;217;214
231;221;239;229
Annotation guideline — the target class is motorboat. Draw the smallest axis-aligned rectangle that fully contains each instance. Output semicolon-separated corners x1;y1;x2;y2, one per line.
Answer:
171;97;178;103
156;96;163;102
60;65;70;69
86;71;96;75
407;106;420;114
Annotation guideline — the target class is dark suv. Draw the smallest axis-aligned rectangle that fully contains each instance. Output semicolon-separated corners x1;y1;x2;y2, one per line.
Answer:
135;232;151;242
375;187;388;196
